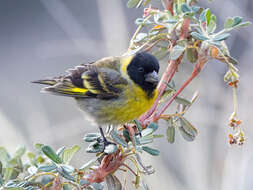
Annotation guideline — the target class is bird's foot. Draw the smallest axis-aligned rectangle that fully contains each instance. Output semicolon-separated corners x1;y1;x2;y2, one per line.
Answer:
98;126;117;154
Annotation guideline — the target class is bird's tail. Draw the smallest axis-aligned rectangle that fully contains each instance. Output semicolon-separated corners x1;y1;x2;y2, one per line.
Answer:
32;78;88;97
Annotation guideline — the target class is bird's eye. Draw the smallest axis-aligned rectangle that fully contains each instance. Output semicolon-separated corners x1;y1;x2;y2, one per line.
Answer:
138;67;144;73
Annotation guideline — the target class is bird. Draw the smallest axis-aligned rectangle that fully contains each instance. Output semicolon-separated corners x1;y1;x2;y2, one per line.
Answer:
33;52;159;146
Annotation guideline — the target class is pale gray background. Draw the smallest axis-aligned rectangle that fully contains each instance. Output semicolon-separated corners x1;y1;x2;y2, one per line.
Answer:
0;0;253;189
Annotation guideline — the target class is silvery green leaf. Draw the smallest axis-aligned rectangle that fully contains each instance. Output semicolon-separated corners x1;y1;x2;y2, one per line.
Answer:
79;158;98;171
232;16;242;27
153;134;164;138
104;144;118;154
80;179;89;186
191;32;209;41
175;96;192;106
83;133;101;142
143;0;151;6
5;180;16;187
86;142;103;153
89;182;104;190
142;146;160;156
166;118;175;144
4;168;15;181
34;143;44;152
27;166;37;175
233;21;251;29
134;33;148;43
147;122;158;132
224;17;234;29
153;47;169;60
133;135;141;146
105;174;122;190
17;181;28;187
60;164;74;173
38;164;57;172
26;152;35;163
179;117;198;141
0;161;2;173
141;128;153;137
135;172;141;188
199;8;209;23
135;18;153;26
227;55;238;65
0;147;11;167
0;172;3;186
13;145;26;159
42;145;62;164
8;157;22;169
207;15;216;34
111;130;128;147
170;45;185;60
186;47;198;63
56;146;66;156
134;119;143;132
213;33;231;41
5;188;24;190
57;166;75;181
205;9;211;26
181;3;191;13
25;187;35;190
62;145;80;164
139;136;153;145
127;0;141;8
123;129;131;142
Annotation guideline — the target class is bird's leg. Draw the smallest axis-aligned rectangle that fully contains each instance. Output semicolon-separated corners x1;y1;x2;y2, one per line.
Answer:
98;126;116;151
99;126;108;144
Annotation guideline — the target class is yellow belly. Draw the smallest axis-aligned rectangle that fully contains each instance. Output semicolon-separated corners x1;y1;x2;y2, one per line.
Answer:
100;85;158;125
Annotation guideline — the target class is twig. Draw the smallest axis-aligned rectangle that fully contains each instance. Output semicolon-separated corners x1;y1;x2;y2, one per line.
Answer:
155;51;208;120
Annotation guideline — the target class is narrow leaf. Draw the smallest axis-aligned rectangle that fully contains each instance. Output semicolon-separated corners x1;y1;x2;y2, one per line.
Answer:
42;145;62;164
170;45;185;60
179;117;198;141
13;146;26;158
213;33;231;41
141;128;153;137
186;47;198;63
175;96;192;106
166;118;175;144
83;133;101;142
38;164;57;172
62;145;80;164
191;32;209;41
0;147;11;167
134;119;143;132
127;0;141;8
232;16;242;27
181;3;191;13
142;146;160;156
147;122;158;132
86;142;103;153
58;166;75;181
111;130;128;147
56;146;66;156
79;158;98;171
224;17;234;29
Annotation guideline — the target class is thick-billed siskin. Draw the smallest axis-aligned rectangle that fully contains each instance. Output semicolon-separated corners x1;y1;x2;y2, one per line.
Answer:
33;52;159;126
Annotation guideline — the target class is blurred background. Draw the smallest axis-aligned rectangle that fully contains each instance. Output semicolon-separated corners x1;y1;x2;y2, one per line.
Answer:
0;0;252;189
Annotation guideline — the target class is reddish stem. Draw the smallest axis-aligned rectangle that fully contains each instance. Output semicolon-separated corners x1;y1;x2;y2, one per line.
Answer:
155;54;208;119
161;0;174;15
139;59;179;124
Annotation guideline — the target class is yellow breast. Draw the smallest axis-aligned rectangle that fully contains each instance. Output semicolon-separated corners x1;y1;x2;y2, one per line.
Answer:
100;85;157;125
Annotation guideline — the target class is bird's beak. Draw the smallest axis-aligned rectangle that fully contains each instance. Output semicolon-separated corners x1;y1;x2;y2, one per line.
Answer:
145;71;159;86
